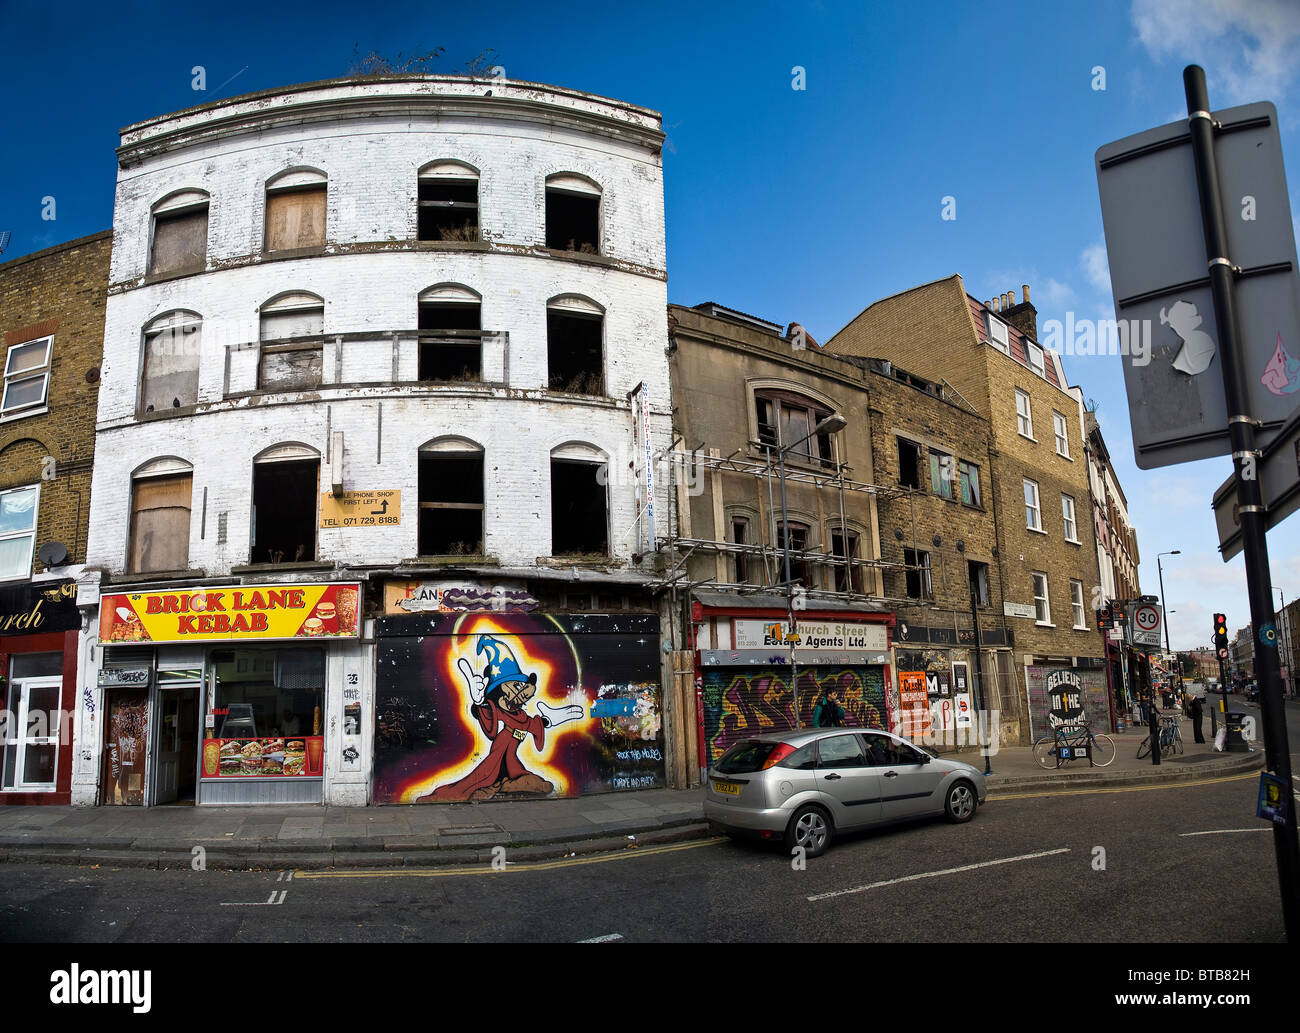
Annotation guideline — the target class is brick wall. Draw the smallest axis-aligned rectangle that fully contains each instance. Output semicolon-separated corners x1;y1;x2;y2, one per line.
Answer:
0;231;111;571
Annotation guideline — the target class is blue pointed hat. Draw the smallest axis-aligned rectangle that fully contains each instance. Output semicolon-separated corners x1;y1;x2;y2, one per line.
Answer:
477;635;529;691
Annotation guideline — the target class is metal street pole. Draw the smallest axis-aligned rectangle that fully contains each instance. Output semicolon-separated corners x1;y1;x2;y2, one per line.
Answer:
1278;588;1293;698
1184;64;1300;939
968;581;991;774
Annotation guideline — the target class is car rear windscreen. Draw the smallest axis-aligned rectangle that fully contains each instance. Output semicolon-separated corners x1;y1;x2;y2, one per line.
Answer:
715;740;778;774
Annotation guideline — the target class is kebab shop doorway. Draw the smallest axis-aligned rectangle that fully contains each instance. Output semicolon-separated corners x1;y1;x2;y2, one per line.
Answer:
152;680;200;805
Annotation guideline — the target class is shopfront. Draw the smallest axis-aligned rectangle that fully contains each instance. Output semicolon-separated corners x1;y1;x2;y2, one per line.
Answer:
96;583;361;806
1025;656;1110;740
692;600;894;765
0;580;81;805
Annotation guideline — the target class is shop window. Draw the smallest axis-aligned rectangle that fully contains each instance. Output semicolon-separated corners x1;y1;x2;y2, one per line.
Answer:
0;484;39;581
968;561;990;607
251;448;319;564
755;391;835;464
929;449;955;499
418;162;479;241
731;515;750;583
129;462;193;573
545;174;600;253
551;449;608;557
897;438;921;489
149;191;209;275
1;651;64;791
265;170;327;252
831;529;862;593
959;460;981;507
259;293;324;391
2;335;53;418
904;547;932;601
777;521;810;589
211;648;323;770
419;288;482;382
140;310;201;413
418;442;484;555
546;298;604;395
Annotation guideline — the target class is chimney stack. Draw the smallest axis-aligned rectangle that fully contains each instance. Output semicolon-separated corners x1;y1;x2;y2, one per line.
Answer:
1002;282;1039;341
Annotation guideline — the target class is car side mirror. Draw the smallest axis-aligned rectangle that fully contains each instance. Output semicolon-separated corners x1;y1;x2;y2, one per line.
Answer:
919;753;931;764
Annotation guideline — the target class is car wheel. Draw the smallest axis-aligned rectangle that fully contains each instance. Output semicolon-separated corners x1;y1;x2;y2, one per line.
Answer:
944;780;978;824
784;804;832;858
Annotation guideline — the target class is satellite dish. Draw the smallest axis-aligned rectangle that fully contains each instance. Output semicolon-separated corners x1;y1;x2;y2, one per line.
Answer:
38;542;69;567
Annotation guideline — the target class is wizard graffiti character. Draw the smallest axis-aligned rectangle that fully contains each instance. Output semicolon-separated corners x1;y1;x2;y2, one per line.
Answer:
420;634;585;802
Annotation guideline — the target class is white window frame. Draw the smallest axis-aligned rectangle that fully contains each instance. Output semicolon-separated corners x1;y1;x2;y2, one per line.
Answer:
1;672;64;792
1062;493;1080;543
987;313;1010;354
1032;572;1051;625
2;336;53;419
1027;341;1046;378
1015;389;1034;440
1070;579;1087;629
0;483;40;582
1024;478;1042;532
1053;411;1071;458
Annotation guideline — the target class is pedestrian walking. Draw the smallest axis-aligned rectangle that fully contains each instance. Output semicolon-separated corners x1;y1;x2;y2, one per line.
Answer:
814;686;845;728
1190;694;1205;744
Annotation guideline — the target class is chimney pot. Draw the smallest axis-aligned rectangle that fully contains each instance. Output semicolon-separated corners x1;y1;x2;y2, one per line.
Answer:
1008;289;1017;307
1022;283;1031;305
991;297;1000;312
1000;293;1008;310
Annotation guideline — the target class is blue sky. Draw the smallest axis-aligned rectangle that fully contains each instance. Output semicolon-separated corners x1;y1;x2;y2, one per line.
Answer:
3;0;1299;652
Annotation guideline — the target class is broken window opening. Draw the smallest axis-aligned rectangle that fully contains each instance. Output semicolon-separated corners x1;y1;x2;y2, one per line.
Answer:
251;459;319;564
776;521;810;589
551;460;608;557
546;309;603;395
897;438;922;489
418;302;482;382
731;516;750;584
755;392;835;464
904;547;932;601
259;299;324;391
968;560;991;607
545;189;600;253
418;451;484;555
831;530;862;593
418;178;479;242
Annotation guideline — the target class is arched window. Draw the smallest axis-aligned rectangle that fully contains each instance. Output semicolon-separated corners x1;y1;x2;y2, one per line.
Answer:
259;292;325;390
545;173;601;253
150;189;209;276
546;295;604;395
826;524;863;594
265;168;327;252
418;160;479;242
251;444;319;564
418;284;482;382
129;458;193;573
418;437;484;556
550;442;608;557
141;311;202;413
776;520;812;591
752;387;840;465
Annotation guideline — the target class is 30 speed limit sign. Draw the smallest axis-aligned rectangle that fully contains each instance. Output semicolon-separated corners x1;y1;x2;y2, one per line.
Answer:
1134;605;1161;632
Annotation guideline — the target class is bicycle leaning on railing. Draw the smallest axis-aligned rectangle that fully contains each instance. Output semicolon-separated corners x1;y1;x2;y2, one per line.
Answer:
1137;715;1183;759
1032;722;1117;769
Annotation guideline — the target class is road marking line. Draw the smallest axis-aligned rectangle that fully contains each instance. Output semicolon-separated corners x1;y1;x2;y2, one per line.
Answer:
578;933;624;943
220;890;287;906
991;771;1257;800
806;848;1070;902
293;838;726;880
1179;829;1271;837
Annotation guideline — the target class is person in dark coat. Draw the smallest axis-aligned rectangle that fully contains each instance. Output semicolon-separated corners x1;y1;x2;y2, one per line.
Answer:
1189;694;1205;744
814;687;845;728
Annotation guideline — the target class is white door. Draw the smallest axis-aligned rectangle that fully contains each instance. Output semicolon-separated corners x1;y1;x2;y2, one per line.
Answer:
2;676;63;791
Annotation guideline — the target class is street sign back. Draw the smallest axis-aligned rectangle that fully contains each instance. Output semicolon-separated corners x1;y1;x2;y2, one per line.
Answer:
1096;102;1300;470
1213;406;1300;560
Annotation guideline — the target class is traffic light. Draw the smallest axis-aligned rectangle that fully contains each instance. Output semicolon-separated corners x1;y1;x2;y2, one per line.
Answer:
1213;613;1228;649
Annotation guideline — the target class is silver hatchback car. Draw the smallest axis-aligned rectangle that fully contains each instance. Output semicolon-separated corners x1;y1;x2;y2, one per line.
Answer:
703;727;988;857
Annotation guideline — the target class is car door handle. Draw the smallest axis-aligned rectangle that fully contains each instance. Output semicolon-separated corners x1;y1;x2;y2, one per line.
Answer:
883;770;899;777
823;773;842;780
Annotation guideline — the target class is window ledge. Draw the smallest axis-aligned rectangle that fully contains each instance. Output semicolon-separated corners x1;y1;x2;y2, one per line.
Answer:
1018;432;1037;443
0;406;50;425
405;555;498;567
1027;526;1048;536
1064;537;1082;546
143;265;207;286
111;568;210;587
414;239;490;253
537;246;613;268
259;245;328;263
231;561;334;575
1035;621;1056;628
1056;451;1074;461
538;555;621;569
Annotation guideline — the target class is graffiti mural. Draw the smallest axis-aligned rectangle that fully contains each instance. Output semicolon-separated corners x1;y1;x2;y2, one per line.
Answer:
701;666;888;763
372;612;663;803
1026;666;1108;740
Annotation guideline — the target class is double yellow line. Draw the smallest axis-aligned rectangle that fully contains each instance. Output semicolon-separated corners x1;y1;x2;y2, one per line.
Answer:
990;770;1257;801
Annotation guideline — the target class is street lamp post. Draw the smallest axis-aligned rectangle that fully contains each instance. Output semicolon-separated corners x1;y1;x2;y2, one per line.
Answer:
1157;550;1182;700
775;412;847;729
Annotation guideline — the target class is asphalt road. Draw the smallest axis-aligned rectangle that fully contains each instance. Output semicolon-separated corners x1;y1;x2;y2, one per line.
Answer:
0;768;1284;943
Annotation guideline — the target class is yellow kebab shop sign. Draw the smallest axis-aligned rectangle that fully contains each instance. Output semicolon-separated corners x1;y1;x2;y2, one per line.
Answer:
99;584;361;643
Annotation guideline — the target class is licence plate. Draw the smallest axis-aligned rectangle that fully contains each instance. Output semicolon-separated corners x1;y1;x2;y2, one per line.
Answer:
713;781;741;796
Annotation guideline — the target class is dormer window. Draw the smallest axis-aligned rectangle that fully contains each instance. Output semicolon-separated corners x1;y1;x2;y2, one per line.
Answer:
986;313;1010;354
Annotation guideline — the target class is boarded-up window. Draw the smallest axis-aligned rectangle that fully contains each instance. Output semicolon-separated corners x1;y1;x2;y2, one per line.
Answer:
259;298;324;390
150;206;208;275
130;474;193;573
266;187;326;251
141;313;201;412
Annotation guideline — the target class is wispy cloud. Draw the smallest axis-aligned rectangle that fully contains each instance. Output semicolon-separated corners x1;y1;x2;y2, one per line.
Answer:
1132;0;1300;104
1081;238;1111;294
